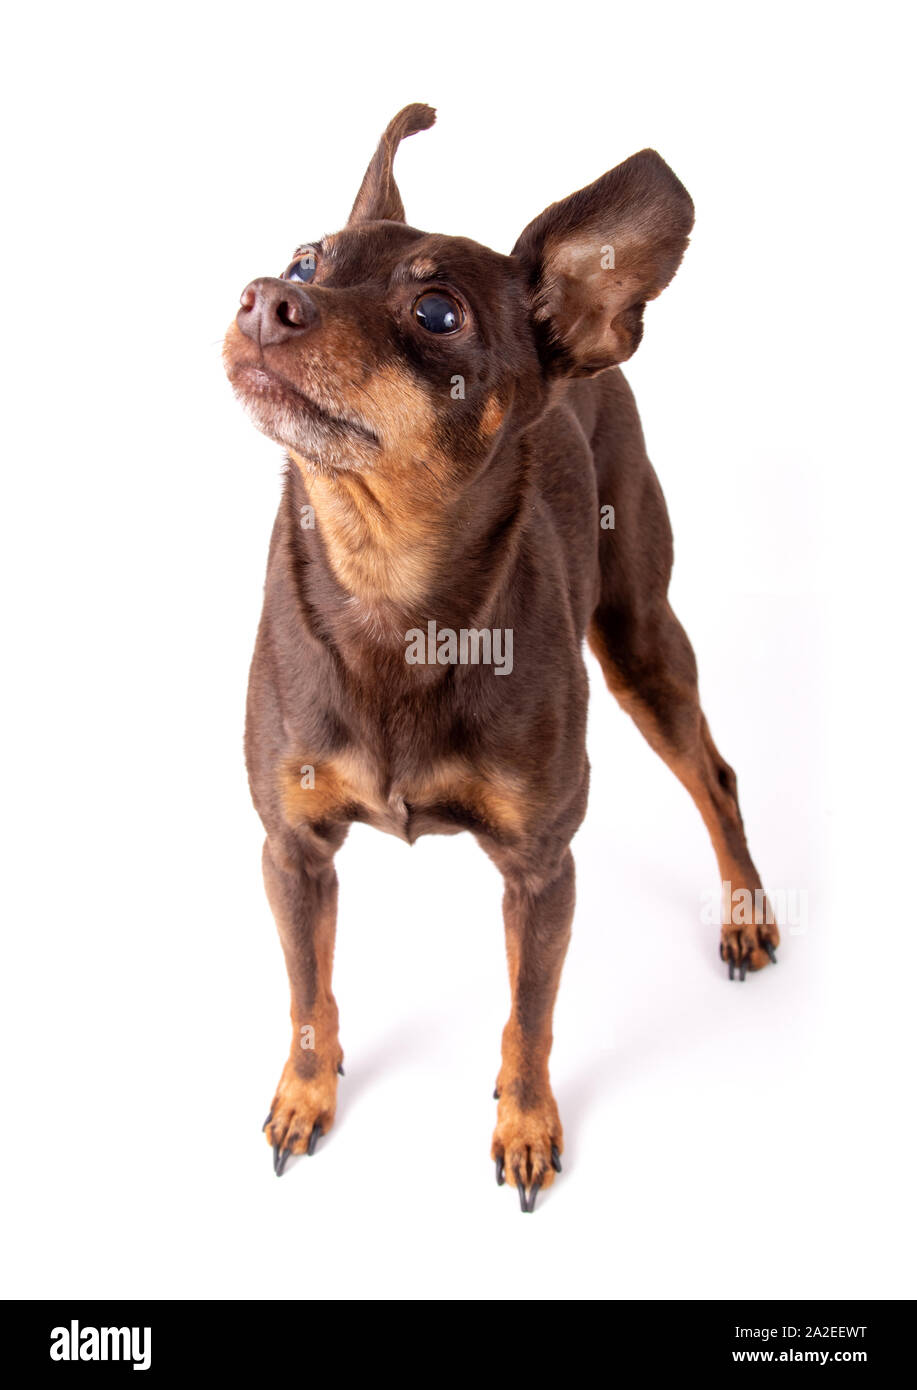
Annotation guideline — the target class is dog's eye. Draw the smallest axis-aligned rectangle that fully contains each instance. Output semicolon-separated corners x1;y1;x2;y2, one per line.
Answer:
414;292;463;334
283;253;317;283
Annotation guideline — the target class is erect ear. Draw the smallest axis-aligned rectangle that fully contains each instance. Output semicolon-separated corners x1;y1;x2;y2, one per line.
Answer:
347;103;436;226
512;150;694;376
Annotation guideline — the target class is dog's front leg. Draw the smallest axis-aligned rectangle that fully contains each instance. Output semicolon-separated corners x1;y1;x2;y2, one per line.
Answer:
492;848;574;1212
261;831;345;1174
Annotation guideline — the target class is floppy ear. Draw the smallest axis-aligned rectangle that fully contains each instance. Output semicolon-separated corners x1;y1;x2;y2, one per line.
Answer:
348;103;436;226
512;150;694;376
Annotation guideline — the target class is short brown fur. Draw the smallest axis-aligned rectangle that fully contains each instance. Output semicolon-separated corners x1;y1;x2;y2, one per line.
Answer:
224;105;778;1210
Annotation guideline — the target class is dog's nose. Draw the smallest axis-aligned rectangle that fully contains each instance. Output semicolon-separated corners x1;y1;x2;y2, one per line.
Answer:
236;277;319;347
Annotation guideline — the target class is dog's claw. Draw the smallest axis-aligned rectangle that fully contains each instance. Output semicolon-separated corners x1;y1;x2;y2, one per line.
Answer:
337;1062;345;1076
498;1153;553;1209
271;1123;321;1170
723;935;778;977
262;1111;273;1131
493;1088;500;1100
511;1172;543;1213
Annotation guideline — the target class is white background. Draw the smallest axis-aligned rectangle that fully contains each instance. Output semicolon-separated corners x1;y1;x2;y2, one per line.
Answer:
2;0;914;1299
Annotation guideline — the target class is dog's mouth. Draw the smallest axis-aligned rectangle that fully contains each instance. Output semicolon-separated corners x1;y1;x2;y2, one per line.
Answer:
229;362;380;453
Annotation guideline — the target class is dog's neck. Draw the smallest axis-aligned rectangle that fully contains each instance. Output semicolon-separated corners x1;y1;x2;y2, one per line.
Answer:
294;454;449;610
284;441;531;667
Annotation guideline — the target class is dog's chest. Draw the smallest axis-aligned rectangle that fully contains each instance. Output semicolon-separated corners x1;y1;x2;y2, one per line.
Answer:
279;745;525;845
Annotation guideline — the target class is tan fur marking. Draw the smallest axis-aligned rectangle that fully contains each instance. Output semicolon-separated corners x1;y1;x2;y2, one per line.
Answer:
417;757;529;837
408;258;438;279
480;394;505;437
307;471;444;605
280;749;379;826
294;364;451;604
280;750;528;838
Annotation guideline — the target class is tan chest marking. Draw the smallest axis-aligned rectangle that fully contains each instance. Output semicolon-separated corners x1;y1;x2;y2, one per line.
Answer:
280;750;527;839
290;365;450;606
306;470;445;606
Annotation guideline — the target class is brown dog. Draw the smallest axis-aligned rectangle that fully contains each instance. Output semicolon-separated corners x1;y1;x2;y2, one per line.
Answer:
223;104;778;1212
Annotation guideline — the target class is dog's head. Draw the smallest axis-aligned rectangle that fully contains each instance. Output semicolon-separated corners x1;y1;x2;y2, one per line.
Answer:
223;104;693;483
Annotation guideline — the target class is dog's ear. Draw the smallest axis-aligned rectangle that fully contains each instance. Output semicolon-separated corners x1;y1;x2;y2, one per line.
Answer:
512;150;694;376
348;103;436;226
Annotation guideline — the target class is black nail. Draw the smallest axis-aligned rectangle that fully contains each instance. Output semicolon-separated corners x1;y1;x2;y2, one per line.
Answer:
527;1178;543;1213
307;1123;322;1157
739;959;748;981
551;1145;562;1173
337;1062;345;1076
516;1181;528;1213
272;1142;281;1175
495;1156;505;1186
275;1147;291;1177
493;1088;500;1100
729;958;735;981
262;1112;273;1131
766;942;778;964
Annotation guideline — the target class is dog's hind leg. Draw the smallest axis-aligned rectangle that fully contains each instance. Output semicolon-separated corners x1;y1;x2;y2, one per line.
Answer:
588;423;778;975
588;601;777;974
261;828;347;1173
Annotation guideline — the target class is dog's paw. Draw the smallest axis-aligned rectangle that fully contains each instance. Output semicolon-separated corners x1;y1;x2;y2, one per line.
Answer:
492;1090;563;1213
720;902;780;980
263;1056;341;1175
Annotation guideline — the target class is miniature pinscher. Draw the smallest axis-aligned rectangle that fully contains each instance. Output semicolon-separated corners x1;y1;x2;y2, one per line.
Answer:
223;104;778;1212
